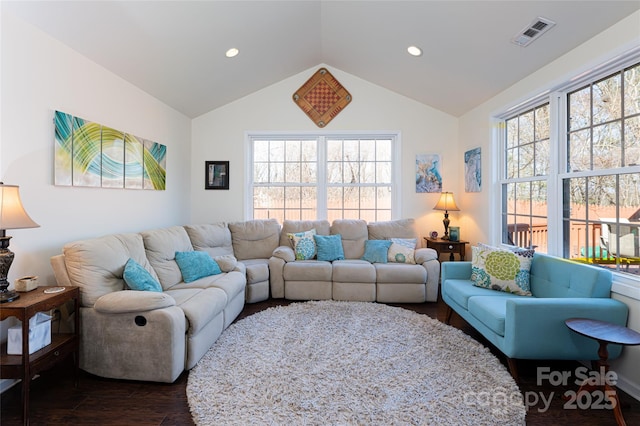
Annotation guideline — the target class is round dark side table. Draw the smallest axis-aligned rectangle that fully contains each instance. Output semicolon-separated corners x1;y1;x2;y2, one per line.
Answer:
565;317;640;426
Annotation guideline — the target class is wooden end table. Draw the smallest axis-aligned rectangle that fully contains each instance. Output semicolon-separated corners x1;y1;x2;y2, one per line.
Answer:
424;238;468;261
565;317;640;426
0;286;80;425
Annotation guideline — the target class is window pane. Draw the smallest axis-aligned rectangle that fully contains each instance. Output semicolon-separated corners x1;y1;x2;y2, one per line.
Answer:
253;187;269;208
593;123;622;169
506;118;518;149
506;148;517;179
327;187;342;210
344;159;359;183
254;162;269;183
569;86;591;131
568;129;590;172
589;175;617;220
516;182;531;217
625;115;640;166
360;187;376;209
519;144;534;177
566;177;587;221
535;104;550;140
270;162;284;182
535;139;550;176
505;183;516;215
593;74;621;125
519;111;534;143
624;63;640;116
327;139;342;160
254;141;269;161
269;140;284;161
285;140;300;162
301;140;317;162
301;162;316;183
301;187;317;209
376;140;392;160
360;141;375;161
285;163;300;182
377;187;392;209
376;162;392;183
360;162;376;183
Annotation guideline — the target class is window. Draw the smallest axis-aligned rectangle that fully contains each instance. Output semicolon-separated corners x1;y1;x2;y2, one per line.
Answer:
502;104;550;252
500;60;640;278
248;133;397;223
563;63;640;274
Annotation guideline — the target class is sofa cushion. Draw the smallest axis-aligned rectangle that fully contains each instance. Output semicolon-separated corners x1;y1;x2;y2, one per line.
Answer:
330;220;367;259
175;251;222;283
241;259;270;284
314;234;345;261
442;279;519;310
123;258;162;292
184;223;234;258
288;229;317;260
283;261;333;281
361;239;392;263
387;238;417;264
467;296;508;337
471;244;533;296
141;226;194;290
279;220;330;246
332;260;376;283
165;288;227;335
229;219;280;260
367;218;417;240
374;263;426;283
63;233;153;307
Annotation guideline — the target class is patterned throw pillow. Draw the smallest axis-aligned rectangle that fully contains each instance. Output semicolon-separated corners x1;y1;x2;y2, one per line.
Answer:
361;239;392;263
387;238;417;264
288;229;317;260
471;244;534;296
314;234;345;261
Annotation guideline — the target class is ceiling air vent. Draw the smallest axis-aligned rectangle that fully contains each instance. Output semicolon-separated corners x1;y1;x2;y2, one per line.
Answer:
511;17;556;47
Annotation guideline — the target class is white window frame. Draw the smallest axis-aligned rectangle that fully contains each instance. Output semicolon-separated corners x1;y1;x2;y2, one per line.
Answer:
494;47;640;296
244;130;402;221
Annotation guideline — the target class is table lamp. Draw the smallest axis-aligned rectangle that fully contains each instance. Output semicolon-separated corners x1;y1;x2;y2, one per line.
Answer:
433;192;459;240
0;183;40;303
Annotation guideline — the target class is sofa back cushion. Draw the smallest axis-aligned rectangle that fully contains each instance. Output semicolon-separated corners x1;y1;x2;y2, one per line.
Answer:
228;219;281;260
279;220;331;247
63;233;155;307
184;223;234;258
331;219;368;259
530;253;613;298
141;226;194;290
367;218;418;244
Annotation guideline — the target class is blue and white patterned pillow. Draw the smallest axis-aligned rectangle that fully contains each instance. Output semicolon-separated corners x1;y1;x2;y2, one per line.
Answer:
387;238;417;264
288;229;317;260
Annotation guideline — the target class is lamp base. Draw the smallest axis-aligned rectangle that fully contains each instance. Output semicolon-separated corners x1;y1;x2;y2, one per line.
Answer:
0;289;19;303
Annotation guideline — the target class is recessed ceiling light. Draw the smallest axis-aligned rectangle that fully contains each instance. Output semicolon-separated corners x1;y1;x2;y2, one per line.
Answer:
407;46;422;57
225;48;239;58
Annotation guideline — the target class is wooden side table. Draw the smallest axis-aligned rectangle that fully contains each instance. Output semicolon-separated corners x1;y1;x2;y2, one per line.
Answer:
565;318;640;426
0;286;80;425
425;238;469;261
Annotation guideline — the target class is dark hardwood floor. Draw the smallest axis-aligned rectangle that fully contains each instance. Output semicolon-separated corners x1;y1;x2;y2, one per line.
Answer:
2;298;640;425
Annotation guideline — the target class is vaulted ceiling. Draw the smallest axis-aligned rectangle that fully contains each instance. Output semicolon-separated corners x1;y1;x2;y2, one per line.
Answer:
4;1;640;118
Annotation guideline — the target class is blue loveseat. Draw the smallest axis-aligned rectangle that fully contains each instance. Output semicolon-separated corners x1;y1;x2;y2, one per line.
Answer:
441;252;629;379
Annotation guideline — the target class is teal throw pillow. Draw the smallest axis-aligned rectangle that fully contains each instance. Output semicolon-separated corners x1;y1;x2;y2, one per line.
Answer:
314;234;345;261
123;258;162;292
288;229;317;260
361;239;392;263
175;251;222;283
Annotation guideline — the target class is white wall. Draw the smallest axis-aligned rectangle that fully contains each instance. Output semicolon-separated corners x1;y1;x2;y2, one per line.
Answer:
0;12;192;288
458;11;640;398
191;64;459;238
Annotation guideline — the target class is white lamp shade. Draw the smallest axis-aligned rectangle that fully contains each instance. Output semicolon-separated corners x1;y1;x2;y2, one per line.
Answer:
0;184;40;230
433;192;460;212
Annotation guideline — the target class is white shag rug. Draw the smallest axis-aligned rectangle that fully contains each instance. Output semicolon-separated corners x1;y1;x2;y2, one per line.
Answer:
187;301;526;425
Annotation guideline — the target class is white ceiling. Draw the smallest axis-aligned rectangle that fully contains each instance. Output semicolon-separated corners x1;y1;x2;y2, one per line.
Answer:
4;1;640;118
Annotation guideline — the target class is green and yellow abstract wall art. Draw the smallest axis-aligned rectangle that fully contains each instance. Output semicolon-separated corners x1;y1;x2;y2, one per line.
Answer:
54;111;166;190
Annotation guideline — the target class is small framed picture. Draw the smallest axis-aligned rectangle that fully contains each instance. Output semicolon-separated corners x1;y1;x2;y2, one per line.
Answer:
449;227;460;242
205;161;229;190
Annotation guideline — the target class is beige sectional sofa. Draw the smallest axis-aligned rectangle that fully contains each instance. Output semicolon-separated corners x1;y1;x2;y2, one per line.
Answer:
50;218;439;383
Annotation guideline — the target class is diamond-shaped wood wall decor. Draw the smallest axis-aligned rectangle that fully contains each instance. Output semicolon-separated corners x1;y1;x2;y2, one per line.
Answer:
293;68;352;128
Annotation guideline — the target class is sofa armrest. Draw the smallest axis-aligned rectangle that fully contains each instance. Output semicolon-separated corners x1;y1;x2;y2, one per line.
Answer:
441;261;472;282
415;248;437;264
504;297;629;358
94;291;176;314
272;245;296;262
